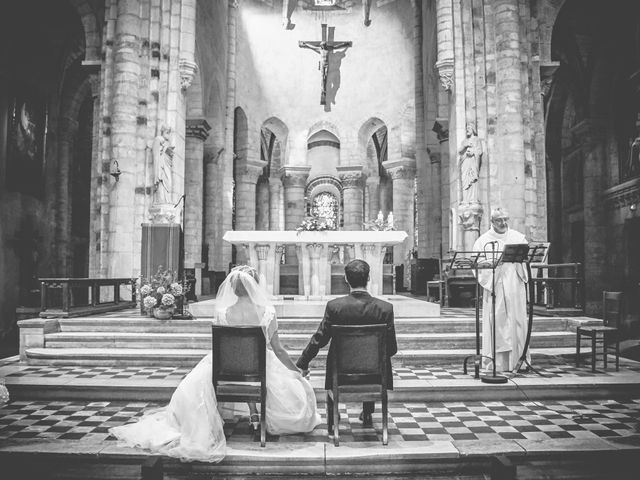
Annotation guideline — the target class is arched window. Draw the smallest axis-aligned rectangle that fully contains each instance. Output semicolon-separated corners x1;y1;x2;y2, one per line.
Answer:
311;192;338;230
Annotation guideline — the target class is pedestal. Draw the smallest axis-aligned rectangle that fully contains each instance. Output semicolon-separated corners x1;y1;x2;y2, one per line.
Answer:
141;223;183;280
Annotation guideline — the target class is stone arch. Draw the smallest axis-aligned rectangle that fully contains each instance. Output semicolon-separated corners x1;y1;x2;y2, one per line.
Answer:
538;0;568;62
357;117;386;175
67;0;101;62
56;59;94;276
307;121;341;146
262;116;289;172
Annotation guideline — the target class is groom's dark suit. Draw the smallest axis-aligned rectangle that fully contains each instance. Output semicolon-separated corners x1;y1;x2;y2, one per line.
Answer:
296;290;397;415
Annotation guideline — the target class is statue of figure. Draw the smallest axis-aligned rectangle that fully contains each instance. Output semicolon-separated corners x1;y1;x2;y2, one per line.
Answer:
152;126;175;204
628;134;640;178
458;122;483;203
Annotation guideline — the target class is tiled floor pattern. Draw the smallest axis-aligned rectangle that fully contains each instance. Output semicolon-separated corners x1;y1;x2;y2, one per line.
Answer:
1;399;638;445
5;356;639;382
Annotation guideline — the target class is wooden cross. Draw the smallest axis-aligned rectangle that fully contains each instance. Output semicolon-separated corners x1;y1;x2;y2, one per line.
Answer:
299;24;352;105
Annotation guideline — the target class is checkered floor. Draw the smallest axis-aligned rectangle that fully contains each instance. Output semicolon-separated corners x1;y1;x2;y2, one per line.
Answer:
1;399;638;444
6;355;639;382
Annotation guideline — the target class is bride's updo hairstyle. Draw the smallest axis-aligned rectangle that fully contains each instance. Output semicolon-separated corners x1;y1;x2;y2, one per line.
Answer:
214;264;275;337
230;265;259;297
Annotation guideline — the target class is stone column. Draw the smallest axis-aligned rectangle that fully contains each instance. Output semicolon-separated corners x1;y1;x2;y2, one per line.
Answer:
337;165;365;230
494;0;526;231
220;0;238;272
573;119;607;315
234;160;267;264
269;175;283;230
56;117;79;276
280;166;310;264
87;72;102;278
366;176;380;222
256;178;270;230
106;0;141;278
179;0;198;92
184;118;210;296
435;0;454;93
385;159;416;288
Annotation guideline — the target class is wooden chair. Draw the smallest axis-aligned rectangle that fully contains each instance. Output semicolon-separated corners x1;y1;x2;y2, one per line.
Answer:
327;324;388;447
576;292;623;372
211;325;267;446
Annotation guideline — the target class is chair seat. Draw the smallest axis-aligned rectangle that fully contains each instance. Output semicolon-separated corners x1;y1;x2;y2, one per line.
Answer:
577;326;617;334
216;384;262;396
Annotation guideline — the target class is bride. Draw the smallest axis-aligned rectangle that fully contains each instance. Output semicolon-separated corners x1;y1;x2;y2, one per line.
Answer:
109;266;321;462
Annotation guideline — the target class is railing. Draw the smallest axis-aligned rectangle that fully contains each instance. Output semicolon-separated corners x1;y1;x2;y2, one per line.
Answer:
530;263;583;311
39;278;137;318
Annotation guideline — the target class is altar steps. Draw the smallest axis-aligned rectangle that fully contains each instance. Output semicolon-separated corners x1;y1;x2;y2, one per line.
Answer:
24;345;585;367
20;312;592;367
41;330;578;351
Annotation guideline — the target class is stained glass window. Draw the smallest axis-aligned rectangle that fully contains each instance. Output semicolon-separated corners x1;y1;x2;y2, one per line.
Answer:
311;192;338;230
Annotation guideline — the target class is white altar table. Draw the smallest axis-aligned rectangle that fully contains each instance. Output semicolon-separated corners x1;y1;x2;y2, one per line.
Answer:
223;230;408;296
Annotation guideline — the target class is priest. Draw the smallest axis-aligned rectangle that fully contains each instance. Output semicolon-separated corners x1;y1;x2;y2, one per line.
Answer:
473;207;530;372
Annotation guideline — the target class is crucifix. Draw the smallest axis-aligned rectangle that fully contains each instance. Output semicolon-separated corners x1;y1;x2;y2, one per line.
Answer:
298;24;352;105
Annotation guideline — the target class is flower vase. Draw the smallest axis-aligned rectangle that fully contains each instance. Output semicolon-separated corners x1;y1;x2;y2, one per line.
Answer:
153;307;175;320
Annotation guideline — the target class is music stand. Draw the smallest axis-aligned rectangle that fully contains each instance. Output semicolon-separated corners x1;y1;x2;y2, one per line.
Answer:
449;250;490;379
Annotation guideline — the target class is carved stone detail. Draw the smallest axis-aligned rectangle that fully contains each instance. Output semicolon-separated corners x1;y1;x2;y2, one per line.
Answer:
255;244;270;261
435;58;454;92
186;118;211;141
458;201;483;232
179;59;198;91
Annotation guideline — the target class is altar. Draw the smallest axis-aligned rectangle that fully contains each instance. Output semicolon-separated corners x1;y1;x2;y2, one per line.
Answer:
223;230;408;296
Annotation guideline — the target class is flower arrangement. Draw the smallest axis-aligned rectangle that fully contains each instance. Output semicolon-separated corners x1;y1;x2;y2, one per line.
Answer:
139;267;188;317
363;211;396;231
296;215;333;233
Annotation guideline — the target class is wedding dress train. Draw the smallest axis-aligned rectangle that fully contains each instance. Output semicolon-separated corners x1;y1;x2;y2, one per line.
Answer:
109;305;320;463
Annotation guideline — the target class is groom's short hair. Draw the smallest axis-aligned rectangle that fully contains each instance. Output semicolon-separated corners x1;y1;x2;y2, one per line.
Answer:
345;259;370;288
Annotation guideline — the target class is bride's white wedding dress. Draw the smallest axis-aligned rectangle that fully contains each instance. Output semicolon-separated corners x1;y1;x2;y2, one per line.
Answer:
109;305;320;463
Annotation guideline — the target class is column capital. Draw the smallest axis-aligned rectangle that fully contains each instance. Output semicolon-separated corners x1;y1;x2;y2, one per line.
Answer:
540;62;560;100
179;59;198;91
236;159;267;183
384;159;416;180
280;165;310;188
337;165;365;189
186;118;211;141
435;58;454;93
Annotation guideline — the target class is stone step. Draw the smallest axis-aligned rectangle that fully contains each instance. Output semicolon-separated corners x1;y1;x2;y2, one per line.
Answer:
52;316;580;334
24;346;581;368
43;330;578;350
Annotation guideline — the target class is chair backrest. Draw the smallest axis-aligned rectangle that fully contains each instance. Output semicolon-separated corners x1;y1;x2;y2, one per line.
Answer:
330;324;387;388
603;291;624;328
211;325;266;385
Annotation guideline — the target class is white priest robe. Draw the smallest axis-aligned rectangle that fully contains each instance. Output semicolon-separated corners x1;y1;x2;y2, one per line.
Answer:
473;227;530;372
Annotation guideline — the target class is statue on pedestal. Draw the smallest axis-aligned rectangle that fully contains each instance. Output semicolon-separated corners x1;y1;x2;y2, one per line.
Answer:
458;122;483;204
149;126;176;223
153;126;175;205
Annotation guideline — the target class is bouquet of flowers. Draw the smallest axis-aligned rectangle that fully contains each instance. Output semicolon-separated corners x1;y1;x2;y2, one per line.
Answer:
363;211;396;231
139;267;187;316
296;215;333;233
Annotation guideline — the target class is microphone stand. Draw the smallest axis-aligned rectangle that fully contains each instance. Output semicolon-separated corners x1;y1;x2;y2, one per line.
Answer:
173;194;189;318
481;241;508;384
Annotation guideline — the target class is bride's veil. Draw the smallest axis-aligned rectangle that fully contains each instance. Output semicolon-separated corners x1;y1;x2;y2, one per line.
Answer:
213;265;277;341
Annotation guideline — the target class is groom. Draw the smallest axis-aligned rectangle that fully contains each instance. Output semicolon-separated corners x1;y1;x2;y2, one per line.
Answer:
296;259;397;427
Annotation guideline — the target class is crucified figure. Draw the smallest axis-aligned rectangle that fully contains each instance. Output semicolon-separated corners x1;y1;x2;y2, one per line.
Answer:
299;24;352;105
